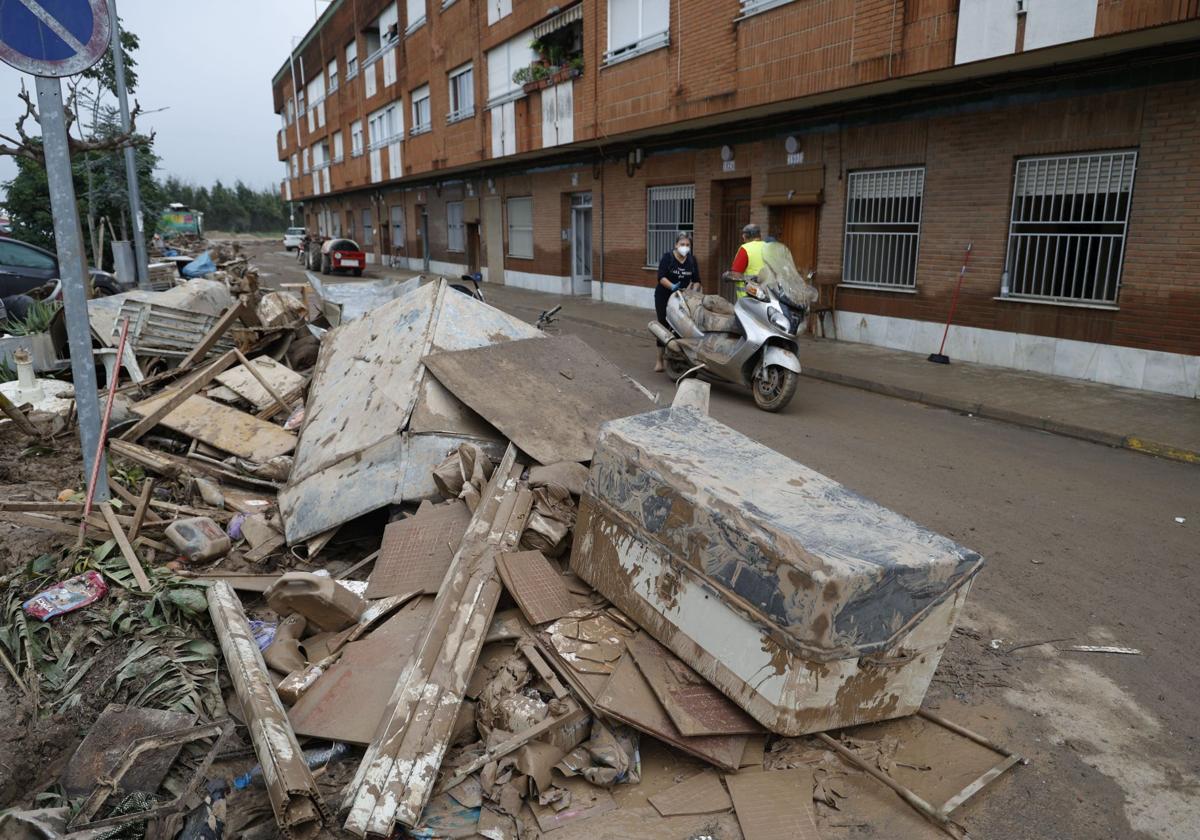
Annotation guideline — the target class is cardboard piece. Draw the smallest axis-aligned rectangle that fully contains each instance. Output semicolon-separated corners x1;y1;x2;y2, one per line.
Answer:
496;550;574;626
628;632;763;737
594;654;746;772
529;776;618;833
288;598;434;744
131;393;296;460
422;334;657;465
725;768;820;840
61;705;197;797
648;770;733;817
535;610;635;705
366;501;471;598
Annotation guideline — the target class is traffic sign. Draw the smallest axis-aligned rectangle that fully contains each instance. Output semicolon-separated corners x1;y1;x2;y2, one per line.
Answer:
0;0;112;77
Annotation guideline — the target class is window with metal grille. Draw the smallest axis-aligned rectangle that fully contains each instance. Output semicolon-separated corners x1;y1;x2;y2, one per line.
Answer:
646;185;694;266
843;167;924;289
1003;151;1136;306
507;197;533;258
447;201;465;252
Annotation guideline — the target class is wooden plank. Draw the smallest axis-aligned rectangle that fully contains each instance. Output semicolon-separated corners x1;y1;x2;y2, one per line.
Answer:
130;394;295;460
1;511;100;539
177;304;244;370
121;350;238;443
99;502;152;592
129;479;155;541
231;350;298;415
0;502;83;513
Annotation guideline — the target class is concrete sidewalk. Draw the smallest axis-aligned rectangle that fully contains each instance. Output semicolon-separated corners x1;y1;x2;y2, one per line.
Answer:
473;281;1200;465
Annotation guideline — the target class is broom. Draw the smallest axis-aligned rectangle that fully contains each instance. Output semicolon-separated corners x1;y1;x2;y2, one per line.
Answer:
929;243;973;365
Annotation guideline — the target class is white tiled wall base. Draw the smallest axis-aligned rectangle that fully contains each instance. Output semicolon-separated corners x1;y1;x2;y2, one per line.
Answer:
834;311;1200;398
593;281;655;310
502;270;573;295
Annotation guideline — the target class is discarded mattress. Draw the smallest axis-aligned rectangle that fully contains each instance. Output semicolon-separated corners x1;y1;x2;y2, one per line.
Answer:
570;407;984;736
279;279;541;544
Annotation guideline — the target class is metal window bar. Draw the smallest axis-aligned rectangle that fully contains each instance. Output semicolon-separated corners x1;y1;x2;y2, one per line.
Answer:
1004;151;1136;305
843;167;924;289
646;185;695;265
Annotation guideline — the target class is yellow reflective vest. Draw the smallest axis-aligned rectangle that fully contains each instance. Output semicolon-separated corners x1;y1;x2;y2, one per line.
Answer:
735;239;766;297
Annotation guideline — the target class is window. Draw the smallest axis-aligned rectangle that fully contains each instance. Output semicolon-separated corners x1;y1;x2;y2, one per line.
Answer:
0;240;55;270
391;205;406;249
350;120;364;156
843;167;925;290
486;31;537;106
406;0;426;33
487;0;511;25
365;5;399;64
448;63;474;122
290;153;298;178
332;131;344;162
645;185;694;265
328;57;339;92
490;100;516;157
540;82;573;147
507;197;533;258
346;210;356;239
362;208;375;246
739;0;794;16
1003;151;1136;306
606;0;669;64
446;201;465;252
346;40;359;78
285;99;294;124
410;84;431;134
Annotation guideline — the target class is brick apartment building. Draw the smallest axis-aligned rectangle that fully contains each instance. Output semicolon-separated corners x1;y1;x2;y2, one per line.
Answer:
272;0;1200;397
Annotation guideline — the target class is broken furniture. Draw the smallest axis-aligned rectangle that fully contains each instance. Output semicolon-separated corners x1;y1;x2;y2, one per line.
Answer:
571;407;985;736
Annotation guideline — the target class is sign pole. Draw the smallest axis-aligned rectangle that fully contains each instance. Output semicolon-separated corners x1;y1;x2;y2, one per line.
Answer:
107;0;150;290
34;75;110;502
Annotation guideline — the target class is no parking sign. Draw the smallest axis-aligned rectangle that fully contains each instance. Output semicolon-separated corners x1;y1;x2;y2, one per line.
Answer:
0;0;112;76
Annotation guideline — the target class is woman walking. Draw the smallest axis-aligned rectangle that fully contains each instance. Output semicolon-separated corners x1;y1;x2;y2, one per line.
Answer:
654;232;701;372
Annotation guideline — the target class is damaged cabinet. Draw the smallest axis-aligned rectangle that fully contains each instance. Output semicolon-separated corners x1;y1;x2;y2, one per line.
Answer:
570;408;985;736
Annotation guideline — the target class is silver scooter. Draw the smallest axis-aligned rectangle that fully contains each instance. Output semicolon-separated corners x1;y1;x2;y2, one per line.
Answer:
647;242;815;412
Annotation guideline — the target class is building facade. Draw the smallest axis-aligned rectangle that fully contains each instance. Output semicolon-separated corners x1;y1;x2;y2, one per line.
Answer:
272;0;1200;397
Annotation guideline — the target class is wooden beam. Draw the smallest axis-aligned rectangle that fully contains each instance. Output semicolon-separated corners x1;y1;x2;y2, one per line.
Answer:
99;502;152;593
129;478;155;541
120;350;238;443
0;391;41;438
0;502;83;513
233;349;292;418
177;304;244;371
0;511;98;539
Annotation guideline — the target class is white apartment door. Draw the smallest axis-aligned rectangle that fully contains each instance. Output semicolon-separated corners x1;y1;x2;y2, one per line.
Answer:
570;193;592;296
483;196;505;285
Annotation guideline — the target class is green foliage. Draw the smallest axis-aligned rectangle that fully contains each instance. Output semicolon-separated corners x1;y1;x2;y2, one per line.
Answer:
80;21;140;96
161;176;290;234
1;299;60;335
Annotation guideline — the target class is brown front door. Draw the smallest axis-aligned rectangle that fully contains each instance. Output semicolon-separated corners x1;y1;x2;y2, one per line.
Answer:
717;179;752;298
772;205;819;272
466;223;481;273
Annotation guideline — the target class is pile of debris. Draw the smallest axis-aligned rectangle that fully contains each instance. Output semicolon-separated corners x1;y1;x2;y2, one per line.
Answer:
0;272;1020;840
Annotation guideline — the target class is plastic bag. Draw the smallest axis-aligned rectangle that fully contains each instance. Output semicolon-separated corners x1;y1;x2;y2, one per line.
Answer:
22;570;109;620
181;251;216;279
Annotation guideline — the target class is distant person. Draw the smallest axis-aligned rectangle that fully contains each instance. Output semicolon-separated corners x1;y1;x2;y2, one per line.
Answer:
654;232;700;373
726;223;765;298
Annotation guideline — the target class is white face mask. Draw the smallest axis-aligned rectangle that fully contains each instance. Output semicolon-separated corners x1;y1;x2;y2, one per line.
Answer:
677;245;691;256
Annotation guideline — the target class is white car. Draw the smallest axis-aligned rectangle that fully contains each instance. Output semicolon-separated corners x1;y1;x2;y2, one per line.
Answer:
283;227;306;251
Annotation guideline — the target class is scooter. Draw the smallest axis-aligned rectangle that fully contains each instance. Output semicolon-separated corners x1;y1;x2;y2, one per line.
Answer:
647;243;814;412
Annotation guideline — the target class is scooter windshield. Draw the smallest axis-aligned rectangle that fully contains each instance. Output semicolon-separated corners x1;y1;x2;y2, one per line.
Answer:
759;242;818;309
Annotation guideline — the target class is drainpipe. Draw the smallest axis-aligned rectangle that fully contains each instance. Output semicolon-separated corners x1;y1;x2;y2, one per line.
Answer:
598;158;605;301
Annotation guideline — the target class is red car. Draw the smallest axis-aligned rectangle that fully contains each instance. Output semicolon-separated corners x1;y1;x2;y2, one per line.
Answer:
320;238;365;276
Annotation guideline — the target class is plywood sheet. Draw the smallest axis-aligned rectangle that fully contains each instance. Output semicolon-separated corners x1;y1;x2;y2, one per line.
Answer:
628;633;763;737
529;776;617;832
131;393;295;460
214;356;306;410
725;768;820;840
366;502;471;598
594;654;746;772
288;598;434;744
423;335;656;465
648;770;732;817
61;704;197;797
496;550;573;626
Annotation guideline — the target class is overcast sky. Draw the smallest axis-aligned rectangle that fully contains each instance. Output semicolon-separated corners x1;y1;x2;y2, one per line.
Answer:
0;0;331;194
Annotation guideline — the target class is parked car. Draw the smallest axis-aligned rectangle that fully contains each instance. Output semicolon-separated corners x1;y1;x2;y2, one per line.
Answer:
283;227;307;251
320;238;365;276
0;237;124;299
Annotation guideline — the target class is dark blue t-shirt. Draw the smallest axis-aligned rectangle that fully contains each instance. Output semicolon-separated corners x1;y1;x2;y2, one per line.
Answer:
656;251;700;296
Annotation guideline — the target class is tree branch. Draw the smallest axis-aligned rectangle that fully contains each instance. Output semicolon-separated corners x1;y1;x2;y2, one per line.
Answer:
0;81;154;162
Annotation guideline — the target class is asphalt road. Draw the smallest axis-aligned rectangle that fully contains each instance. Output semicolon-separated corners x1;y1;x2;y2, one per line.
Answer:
254;247;1199;840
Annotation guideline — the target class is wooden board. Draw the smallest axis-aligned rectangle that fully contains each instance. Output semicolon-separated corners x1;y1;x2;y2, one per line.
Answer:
365;502;471;598
648;770;733;817
593;654;746;772
628;633;763;737
496;550;573;626
422;335;657;465
214;356;305;411
131;393;295;460
725;768;820;840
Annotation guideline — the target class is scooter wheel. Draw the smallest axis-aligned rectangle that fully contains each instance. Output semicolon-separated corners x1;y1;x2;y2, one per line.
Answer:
752;365;797;412
665;354;693;381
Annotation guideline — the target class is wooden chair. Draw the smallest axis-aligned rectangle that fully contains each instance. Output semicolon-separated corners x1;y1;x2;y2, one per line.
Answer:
808;277;839;338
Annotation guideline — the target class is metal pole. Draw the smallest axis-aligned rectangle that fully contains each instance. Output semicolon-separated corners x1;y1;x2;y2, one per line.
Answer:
107;0;150;291
34;75;110;503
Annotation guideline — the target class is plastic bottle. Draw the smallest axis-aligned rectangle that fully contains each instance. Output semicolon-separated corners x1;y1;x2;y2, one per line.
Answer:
264;572;366;631
165;517;232;563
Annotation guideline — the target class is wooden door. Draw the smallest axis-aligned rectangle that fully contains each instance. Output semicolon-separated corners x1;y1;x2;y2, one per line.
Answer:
717;179;752;299
774;205;818;272
483;196;505;284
